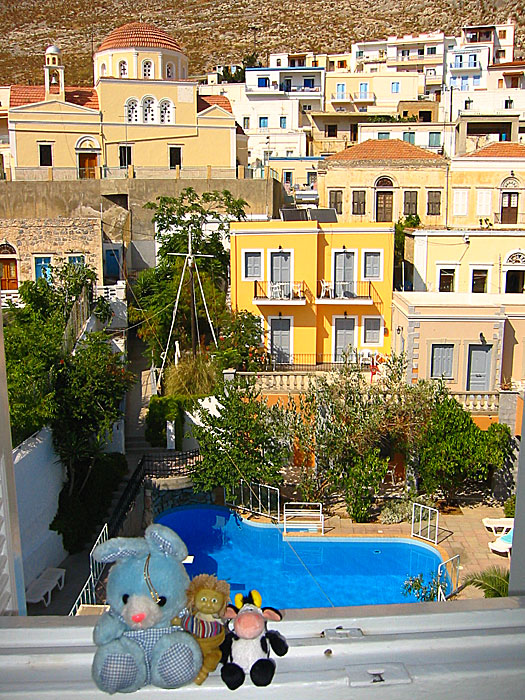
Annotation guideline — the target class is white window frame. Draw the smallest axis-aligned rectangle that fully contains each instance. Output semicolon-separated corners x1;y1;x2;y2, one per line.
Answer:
38;141;53;167
391;81;400;93
125;98;139;123
33;254;53;281
142;59;154;79
331;314;358;361
242;248;264;281
435;262;460;292
142;95;157;123
165;62;174;79
361;249;384;281
119;60;128;78
331;247;358;286
267;314;294;361
361;315;384;347
469;264;492;293
119;143;133;168
159;99;174;124
67;253;86;266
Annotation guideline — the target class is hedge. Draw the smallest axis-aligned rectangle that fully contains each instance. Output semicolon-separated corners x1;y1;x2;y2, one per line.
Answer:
145;395;204;449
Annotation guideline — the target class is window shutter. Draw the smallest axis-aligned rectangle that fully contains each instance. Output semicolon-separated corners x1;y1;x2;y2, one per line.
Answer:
453;189;469;216
476;189;492;216
365;318;380;343
365;252;380;278
432;344;453;377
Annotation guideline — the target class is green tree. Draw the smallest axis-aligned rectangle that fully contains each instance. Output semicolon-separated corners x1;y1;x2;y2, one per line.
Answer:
415;397;490;502
190;379;292;498
293;355;445;521
146;187;247;279
51;332;134;496
3;261;98;445
214;310;267;371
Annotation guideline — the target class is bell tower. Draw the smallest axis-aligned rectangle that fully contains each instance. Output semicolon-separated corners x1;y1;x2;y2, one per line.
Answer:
44;45;65;101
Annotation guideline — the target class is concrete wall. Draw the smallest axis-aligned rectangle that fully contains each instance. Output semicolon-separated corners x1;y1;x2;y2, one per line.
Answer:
12;428;67;587
0;178;283;241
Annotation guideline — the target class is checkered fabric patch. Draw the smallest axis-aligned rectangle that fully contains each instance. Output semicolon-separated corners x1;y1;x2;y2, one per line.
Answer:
100;653;138;692
158;643;195;687
124;627;177;685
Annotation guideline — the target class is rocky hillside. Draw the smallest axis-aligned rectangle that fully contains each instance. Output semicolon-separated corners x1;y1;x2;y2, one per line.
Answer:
0;0;523;86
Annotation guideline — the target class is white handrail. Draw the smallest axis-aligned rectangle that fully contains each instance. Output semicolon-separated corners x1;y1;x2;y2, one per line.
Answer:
225;480;281;522
437;554;461;601
411;502;440;545
283;502;324;535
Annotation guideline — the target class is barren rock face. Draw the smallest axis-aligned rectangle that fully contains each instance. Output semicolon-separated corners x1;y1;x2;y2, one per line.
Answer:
0;0;522;85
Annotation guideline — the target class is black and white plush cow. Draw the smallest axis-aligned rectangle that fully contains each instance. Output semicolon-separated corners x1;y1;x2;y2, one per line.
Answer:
220;591;288;690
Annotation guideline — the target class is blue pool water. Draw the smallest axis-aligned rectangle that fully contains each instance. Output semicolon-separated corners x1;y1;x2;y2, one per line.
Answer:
156;505;444;609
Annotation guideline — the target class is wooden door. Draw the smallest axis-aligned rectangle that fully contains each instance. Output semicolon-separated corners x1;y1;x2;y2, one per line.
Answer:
334;317;355;362
0;259;18;290
376;191;393;222
78;153;97;179
501;192;518;224
270;318;291;363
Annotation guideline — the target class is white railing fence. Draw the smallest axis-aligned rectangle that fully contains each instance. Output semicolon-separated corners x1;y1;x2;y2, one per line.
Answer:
283;502;324;535
69;523;109;616
69;573;97;616
225;480;280;521
411;502;440;545
437;554;461;601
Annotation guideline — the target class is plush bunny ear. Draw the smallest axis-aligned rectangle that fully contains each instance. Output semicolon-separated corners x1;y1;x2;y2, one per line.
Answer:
145;524;188;560
92;536;149;563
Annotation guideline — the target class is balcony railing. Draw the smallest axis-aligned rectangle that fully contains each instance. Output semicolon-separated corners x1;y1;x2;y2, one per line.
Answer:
451;391;499;414
353;91;376;103
317;280;372;300
493;212;525;225
449;61;479;70
253;280;306;301
331;92;353;101
0;289;23;308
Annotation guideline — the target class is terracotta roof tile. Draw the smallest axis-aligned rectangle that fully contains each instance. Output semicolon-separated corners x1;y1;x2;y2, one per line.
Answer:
197;95;233;113
466;142;525;158
488;60;525;68
98;23;182;53
326;138;444;163
10;85;99;109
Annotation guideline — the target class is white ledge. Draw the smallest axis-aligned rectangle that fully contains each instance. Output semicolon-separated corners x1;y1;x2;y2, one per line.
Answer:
1;598;525;698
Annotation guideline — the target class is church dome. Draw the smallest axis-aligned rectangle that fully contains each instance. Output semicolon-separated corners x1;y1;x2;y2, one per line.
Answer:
97;22;183;53
45;45;62;55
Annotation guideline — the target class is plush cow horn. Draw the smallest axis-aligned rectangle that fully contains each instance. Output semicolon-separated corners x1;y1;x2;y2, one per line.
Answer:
250;590;262;608
234;593;244;609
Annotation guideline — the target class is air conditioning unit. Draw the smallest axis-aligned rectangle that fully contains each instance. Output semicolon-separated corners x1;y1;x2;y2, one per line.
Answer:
335;107;346;112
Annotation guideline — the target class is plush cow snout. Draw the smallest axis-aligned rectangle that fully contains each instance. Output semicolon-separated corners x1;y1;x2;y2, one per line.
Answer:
132;612;146;623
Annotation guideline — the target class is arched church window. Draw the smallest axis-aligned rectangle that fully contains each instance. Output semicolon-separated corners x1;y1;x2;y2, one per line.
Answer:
126;99;138;123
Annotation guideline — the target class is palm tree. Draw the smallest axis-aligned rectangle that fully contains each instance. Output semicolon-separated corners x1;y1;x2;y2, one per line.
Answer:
463;566;509;598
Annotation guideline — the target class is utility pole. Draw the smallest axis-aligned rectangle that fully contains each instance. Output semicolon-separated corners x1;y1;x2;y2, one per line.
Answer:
249;25;259;56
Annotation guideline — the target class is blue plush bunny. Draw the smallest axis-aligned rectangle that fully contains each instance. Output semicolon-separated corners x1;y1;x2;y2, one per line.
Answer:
91;524;202;694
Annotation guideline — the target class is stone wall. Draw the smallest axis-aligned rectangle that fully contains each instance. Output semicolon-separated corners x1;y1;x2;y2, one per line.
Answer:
0;217;103;283
145;482;214;522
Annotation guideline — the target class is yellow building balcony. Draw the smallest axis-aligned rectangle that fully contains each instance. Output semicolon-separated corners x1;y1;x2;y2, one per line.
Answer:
253;280;307;305
330;92;354;102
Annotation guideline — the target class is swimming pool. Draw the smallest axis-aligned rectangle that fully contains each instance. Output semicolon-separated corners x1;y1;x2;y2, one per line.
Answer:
156;505;444;609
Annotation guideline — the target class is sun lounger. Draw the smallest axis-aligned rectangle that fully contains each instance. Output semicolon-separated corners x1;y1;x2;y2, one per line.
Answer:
482;517;514;536
488;528;513;558
25;567;66;607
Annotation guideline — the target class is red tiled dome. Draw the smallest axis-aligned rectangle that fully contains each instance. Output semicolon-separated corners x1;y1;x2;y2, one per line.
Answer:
97;22;183;53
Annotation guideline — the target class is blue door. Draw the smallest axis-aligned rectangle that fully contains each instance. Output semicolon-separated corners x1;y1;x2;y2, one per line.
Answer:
466;344;492;391
105;249;120;278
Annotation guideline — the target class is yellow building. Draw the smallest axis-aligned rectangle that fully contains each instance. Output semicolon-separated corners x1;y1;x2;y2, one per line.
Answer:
5;23;245;181
318;139;448;225
230;221;394;365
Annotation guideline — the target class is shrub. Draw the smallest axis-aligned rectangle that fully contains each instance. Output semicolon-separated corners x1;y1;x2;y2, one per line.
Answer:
504;494;516;518
51;452;127;553
145;395;203;448
380;494;436;524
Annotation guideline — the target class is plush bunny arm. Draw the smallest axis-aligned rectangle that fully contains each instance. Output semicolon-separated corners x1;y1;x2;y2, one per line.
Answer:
93;611;126;646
